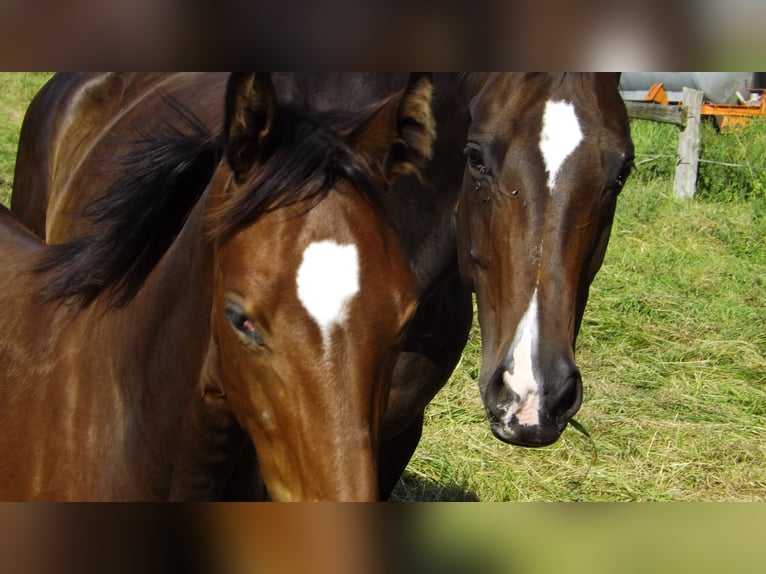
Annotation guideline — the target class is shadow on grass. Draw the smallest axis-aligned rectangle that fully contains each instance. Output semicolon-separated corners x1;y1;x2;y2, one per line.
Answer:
390;472;480;502
394;541;505;574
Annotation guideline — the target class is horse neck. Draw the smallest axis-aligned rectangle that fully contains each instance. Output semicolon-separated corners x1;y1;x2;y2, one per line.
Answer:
88;193;216;476
119;194;214;397
0;198;217;499
124;184;256;499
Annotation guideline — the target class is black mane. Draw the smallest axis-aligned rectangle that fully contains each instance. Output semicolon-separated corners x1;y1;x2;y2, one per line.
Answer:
35;100;220;308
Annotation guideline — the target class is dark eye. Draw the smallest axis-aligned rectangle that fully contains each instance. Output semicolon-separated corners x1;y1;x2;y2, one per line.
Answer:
463;143;488;174
225;303;265;347
613;159;635;194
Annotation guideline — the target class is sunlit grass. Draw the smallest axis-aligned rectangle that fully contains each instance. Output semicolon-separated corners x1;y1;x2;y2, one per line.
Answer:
0;72;52;205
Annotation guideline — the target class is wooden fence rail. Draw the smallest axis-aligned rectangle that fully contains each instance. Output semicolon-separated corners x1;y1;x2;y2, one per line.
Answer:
624;101;686;126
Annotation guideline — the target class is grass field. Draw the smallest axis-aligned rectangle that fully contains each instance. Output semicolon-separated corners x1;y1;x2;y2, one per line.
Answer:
0;73;764;501
0;73;52;205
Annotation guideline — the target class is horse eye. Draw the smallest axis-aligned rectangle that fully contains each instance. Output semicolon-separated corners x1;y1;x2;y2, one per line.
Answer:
224;304;264;346
463;143;488;174
614;159;635;193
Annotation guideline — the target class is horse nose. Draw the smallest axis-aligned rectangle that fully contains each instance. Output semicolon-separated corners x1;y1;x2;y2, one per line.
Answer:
545;361;582;423
483;358;583;446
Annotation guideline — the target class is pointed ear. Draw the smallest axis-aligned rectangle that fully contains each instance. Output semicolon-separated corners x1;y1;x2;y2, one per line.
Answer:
351;72;436;182
224;72;277;181
393;72;437;177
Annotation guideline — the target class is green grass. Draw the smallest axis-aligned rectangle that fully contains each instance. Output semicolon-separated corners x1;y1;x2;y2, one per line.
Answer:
631;116;766;203
0;72;53;205
0;74;764;501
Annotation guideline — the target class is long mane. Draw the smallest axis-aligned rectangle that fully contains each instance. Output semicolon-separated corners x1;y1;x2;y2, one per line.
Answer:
35;100;220;308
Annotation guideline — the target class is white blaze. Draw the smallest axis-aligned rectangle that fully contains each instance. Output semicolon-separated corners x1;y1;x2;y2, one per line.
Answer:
539;99;583;191
296;240;360;349
502;289;541;426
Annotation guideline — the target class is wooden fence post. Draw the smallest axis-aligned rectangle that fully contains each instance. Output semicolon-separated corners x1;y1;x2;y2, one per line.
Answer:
673;87;704;199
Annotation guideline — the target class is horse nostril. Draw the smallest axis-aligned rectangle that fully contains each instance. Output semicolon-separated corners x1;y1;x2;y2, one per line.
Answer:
551;372;582;421
484;367;517;421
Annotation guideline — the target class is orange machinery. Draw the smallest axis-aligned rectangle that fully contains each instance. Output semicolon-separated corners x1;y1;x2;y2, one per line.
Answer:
643;82;766;130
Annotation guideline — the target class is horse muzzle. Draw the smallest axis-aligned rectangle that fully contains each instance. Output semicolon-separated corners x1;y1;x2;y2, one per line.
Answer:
482;361;583;447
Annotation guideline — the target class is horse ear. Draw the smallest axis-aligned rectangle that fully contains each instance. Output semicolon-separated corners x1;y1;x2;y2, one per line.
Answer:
224;72;277;180
351;72;436;182
392;72;437;177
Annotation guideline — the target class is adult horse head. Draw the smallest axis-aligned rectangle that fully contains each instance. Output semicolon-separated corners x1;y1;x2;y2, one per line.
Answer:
457;73;634;446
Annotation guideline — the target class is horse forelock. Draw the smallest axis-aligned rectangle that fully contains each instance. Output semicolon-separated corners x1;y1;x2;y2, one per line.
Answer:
207;105;380;245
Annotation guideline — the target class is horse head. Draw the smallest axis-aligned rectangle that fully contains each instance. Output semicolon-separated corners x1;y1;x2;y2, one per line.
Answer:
207;73;435;500
457;73;633;446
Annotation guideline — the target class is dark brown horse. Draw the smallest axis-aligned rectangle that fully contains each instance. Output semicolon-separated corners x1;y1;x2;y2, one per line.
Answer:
455;73;633;446
11;73;632;498
0;72;435;500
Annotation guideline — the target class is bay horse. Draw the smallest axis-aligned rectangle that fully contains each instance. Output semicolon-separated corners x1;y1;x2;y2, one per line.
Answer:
0;72;436;500
456;73;634;446
11;73;633;499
